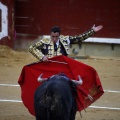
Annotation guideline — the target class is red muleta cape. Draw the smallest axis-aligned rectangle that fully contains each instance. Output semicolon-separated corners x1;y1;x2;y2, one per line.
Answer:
18;55;104;116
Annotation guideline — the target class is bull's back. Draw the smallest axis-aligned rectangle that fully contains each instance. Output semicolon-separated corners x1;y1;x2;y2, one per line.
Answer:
34;79;76;120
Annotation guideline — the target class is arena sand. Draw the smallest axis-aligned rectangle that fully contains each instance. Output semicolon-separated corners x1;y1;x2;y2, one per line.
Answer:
0;45;120;120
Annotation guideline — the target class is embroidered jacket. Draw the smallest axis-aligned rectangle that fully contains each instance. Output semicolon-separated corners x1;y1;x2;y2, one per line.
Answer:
29;29;94;60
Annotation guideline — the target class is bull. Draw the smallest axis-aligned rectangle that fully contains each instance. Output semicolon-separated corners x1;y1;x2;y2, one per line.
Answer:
34;73;81;120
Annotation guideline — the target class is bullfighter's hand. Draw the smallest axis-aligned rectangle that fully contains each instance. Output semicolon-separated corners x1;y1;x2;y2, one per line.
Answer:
42;55;48;62
92;24;103;32
88;94;93;101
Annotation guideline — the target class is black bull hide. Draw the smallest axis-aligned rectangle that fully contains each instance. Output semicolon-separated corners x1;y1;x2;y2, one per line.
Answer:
34;74;78;120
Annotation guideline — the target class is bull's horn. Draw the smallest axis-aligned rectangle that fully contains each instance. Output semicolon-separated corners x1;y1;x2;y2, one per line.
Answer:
37;73;47;82
72;75;83;85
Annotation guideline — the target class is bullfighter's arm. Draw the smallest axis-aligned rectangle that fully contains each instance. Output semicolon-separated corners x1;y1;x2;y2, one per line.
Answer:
28;41;44;60
69;29;95;44
29;38;50;60
69;24;103;44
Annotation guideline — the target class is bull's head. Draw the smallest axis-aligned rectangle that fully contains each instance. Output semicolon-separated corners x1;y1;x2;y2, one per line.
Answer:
37;73;93;101
37;73;83;85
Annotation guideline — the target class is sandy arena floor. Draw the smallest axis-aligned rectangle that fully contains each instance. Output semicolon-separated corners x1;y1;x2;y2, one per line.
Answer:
0;45;120;120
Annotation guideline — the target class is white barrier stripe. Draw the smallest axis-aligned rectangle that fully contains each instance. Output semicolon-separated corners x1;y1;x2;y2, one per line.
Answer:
0;99;22;102
0;84;120;93
0;99;120;110
89;106;120;110
104;90;120;93
0;84;19;87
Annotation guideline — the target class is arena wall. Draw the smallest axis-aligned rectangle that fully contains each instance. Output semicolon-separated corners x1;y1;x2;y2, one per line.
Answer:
0;0;120;59
69;39;120;59
0;0;15;48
